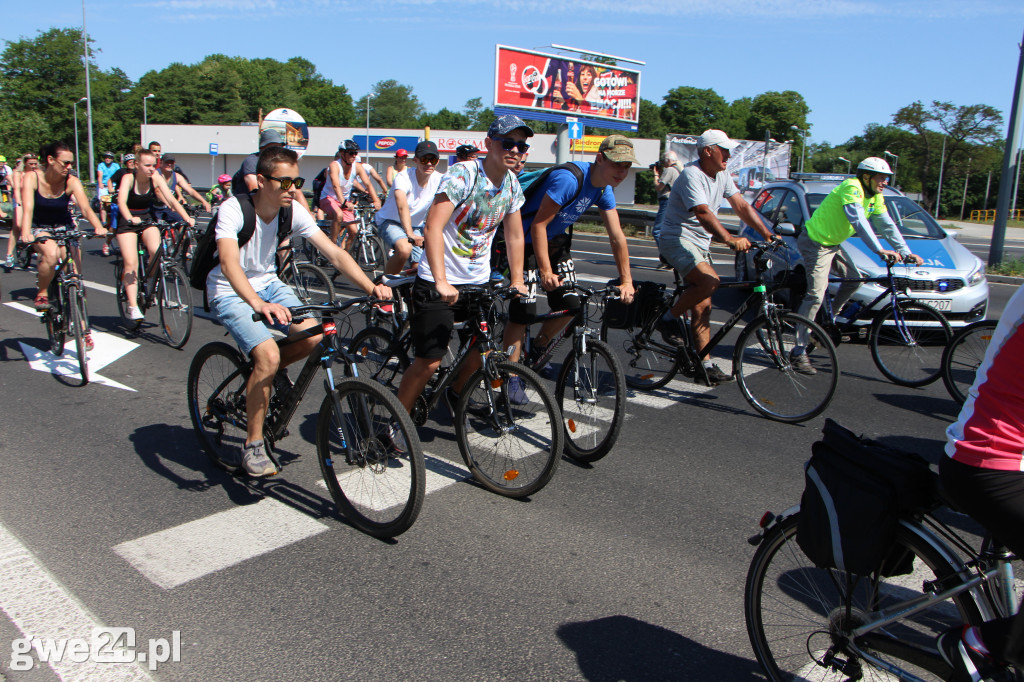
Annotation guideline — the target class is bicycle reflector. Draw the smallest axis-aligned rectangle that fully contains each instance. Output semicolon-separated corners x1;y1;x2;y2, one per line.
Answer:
759;511;775;528
491;379;503;389
503;469;520;481
323;321;337;336
567;419;577;433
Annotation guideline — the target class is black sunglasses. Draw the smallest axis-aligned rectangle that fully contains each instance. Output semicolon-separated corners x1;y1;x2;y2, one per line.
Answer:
418;155;439;165
264;175;305;190
489;136;530;153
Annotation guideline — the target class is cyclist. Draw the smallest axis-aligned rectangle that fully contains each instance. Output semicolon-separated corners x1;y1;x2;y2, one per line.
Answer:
19;142;107;348
102;152;136;256
96;151;120;227
455;144;479;162
500;134;639;378
5;154;39;268
654;129;778;385
938;283;1024;681
230;130;307;212
115;149;195;321
321;140;380;249
376;140;442;275
385;148;408;190
206;146;391;476
355;154;388;197
790;157;923;374
206;174;233;207
395;115;530;418
157;154;211;216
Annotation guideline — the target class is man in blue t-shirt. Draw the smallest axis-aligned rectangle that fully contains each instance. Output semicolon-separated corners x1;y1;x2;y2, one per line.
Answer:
501;135;638;369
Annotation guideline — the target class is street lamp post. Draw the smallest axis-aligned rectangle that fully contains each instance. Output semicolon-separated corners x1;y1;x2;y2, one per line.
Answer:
365;93;372;163
837;156;851;174
960;156;972;221
791;125;808;174
142;93;155;146
72;96;87;178
935;136;947;219
884;150;900;186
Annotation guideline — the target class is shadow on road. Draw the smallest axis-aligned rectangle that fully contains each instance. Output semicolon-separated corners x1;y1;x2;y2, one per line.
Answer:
557;614;762;681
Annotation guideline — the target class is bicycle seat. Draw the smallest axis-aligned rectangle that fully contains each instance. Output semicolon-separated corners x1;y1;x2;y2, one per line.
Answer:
381;274;416;288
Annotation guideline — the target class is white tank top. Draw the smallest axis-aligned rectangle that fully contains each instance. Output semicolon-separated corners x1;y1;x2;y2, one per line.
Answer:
320;160;357;202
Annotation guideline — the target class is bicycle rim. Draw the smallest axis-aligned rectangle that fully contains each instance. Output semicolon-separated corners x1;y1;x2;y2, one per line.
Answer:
870;301;951;387
68;284;89;385
735;312;838;423
159;265;193;349
746;514;983;682
555;340;626;463
600;322;679;391
941;320;996;405
187;343;250;469
316;376;424;538
455;361;562;498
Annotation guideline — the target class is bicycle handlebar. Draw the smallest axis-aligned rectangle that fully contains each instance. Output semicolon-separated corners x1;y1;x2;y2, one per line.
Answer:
29;230;103;244
249;296;391;322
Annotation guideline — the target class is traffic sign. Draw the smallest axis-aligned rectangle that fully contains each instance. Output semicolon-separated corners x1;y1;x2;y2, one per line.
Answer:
568;122;583;140
209;143;218;156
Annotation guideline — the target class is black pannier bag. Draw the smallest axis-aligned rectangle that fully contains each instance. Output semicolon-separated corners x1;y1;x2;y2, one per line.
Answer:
603;280;663;330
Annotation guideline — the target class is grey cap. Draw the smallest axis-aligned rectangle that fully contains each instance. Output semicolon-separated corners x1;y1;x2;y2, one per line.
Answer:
487;114;534;138
259;128;285;148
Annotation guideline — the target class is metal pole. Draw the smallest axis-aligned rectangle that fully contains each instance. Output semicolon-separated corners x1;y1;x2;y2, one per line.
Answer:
984;170;992;211
762;130;770;191
960;156;971;221
82;0;95;187
365;93;372;162
556;123;569;164
935;136;947;219
143;93;154;147
838;156;851;174
73;99;83;178
1014;145;1023;216
991;27;1024;265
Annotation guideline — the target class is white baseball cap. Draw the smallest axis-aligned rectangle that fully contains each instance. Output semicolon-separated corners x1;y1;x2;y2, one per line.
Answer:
697;129;739;151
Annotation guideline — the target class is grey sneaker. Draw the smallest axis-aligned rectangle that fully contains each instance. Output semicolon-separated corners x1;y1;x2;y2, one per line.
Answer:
790;351;817;375
4;255;13;268
507;376;529;405
242;440;277;477
704;364;734;383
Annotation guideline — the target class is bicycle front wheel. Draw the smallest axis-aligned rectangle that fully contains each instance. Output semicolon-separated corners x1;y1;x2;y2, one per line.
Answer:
735;312;838;423
287;262;336;306
159;264;193;349
600;321;679;390
316;376;424;538
68;283;89;386
870;301;952;387
187;342;250;470
349;326;408;391
746;513;983;682
349;234;385;274
555;339;626;463
941;319;996;405
45;279;66;357
456;361;563;498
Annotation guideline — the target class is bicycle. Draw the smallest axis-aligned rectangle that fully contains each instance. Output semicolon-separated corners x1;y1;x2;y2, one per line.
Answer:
509;283;627;463
350;281;565;498
344;193;385;276
601;241;839;423
276;243;336;308
817;260;953;388
186;299;425;538
941;319;997;405
112;220;193;348
744;475;1020;681
31;227;98;386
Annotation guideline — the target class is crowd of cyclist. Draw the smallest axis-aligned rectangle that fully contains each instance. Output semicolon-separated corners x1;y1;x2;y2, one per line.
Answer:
3;117;1022;680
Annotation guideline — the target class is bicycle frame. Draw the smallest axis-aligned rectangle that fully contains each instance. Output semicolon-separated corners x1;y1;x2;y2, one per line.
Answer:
823;262;917;327
525;284;610;371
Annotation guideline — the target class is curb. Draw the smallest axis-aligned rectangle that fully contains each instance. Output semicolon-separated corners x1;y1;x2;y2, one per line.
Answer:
987;274;1024;285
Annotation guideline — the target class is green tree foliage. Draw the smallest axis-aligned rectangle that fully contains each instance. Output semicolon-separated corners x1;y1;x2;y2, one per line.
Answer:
745;91;809;142
636;97;666;143
356;80;423;129
722;97;752;140
660;86;728;135
463;97;493;132
418;107;470;131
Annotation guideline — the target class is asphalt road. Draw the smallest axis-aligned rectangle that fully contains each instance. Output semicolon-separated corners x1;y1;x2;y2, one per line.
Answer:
0;225;1016;681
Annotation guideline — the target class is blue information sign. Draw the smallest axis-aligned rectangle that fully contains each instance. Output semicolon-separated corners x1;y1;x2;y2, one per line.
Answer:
568;122;583;140
209;143;219;156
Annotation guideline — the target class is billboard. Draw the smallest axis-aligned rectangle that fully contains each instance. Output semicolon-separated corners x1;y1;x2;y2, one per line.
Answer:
353;135;419;154
261;108;308;158
667;134;792;203
495;45;640;126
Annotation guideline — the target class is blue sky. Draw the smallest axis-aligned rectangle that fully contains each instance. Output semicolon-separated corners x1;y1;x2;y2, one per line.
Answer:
3;1;1023;146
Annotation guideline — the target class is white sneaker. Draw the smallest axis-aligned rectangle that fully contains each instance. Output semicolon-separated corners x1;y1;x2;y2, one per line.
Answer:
127;306;144;321
388;422;408;454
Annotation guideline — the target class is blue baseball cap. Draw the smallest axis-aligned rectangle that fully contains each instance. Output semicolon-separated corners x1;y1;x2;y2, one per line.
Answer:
487;114;534;138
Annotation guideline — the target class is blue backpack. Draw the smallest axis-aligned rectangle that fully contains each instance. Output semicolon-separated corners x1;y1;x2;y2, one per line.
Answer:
517;162;587;224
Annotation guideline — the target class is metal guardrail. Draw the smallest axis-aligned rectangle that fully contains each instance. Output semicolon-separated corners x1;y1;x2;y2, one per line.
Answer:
970;209;1023;222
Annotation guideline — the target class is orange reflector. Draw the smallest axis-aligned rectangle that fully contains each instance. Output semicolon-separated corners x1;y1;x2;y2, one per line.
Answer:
360;346;368;356
981;335;992;341
491;379;504;389
641;374;654;381
503;469;520;481
567;419;577;433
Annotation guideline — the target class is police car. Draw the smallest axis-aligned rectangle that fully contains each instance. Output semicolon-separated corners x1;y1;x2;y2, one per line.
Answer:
734;173;988;326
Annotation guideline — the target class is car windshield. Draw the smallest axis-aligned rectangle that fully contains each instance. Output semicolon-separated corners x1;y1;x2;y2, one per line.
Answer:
805;192;944;239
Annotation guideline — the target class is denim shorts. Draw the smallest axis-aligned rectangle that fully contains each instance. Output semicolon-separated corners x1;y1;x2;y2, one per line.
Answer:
657;235;713;278
210;279;304;356
379;219;424;263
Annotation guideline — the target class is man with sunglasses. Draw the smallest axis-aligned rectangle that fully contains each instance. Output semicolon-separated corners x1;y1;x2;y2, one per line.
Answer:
207;146;391;477
376;140;443;275
395;115;531;418
321;140;381;249
158;154;211;217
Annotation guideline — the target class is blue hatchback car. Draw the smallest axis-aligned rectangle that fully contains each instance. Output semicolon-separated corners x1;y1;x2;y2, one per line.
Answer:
734;175;988;326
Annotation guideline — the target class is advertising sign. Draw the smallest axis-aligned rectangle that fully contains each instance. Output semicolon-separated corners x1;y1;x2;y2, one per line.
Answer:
494;45;640;126
569;135;606;153
261;108;309;158
353;135;419;154
667;133;792;204
434;136;488;154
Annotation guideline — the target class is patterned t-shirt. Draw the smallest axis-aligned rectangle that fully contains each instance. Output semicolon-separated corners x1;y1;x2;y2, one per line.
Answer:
418;160;524;285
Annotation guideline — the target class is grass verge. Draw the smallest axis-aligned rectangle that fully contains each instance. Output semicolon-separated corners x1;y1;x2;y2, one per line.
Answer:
987;256;1024;277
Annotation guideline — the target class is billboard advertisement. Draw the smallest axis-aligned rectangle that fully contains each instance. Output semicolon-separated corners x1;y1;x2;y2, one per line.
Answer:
353;135;419;154
261;108;309;158
667;134;792;203
494;45;640;126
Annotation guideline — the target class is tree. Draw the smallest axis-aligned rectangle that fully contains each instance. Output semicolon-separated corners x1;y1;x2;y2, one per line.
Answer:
723;97;752;140
356;80;423;129
636;97;666;144
745;91;809;143
418;107;470;131
462;97;493;131
660;86;729;135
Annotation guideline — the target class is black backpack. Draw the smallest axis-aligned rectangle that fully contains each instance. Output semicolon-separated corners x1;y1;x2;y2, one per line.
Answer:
188;193;293;294
311;167;328;210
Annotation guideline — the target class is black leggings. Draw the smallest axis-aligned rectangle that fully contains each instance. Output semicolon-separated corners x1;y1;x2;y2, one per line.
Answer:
940;456;1024;665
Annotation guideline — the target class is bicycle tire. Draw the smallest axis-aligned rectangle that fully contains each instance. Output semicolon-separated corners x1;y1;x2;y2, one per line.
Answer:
554;339;626;463
746;513;984;682
455;360;562;498
187;342;250;471
941;320;997;405
349;234;385;274
734;311;838;423
285;262;336;306
68;283;89;386
315;376;425;538
158;264;193;349
870;301;952;387
600;321;680;391
349;326;408;391
45;279;66;357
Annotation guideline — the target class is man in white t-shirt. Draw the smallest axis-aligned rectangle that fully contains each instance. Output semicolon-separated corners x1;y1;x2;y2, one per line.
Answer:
208;146;391;477
376;140;443;275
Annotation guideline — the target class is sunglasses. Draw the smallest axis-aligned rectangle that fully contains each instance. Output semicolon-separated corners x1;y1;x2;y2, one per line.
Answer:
57;160;74;167
490;136;530;153
418;155;439;165
264;175;305;190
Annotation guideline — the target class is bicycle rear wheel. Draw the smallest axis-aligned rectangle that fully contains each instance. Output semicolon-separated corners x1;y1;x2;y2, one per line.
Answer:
455;361;562;498
735;311;838;423
555;339;626;463
349;234;385;274
45;279;66;356
746;513;983;682
285;262;336;306
870;301;952;387
68;283;89;385
600;321;680;390
158;264;193;349
316;376;424;538
941;320;997;405
187;342;250;471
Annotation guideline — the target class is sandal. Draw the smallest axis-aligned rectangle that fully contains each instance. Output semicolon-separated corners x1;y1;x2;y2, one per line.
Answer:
101;245;110;257
33;294;50;311
84;332;95;351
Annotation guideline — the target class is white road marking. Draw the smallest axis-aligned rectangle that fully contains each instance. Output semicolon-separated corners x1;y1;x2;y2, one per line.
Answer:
0;521;155;680
316;452;471;502
113;498;329;590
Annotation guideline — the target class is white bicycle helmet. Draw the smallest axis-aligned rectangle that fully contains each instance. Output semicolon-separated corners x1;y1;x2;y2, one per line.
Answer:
857;157;893;175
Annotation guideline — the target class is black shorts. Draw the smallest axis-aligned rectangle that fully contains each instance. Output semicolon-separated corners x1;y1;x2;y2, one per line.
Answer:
409;277;479;360
508;237;580;325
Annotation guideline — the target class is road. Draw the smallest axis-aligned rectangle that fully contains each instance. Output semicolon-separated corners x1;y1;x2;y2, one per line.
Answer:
0;226;1016;681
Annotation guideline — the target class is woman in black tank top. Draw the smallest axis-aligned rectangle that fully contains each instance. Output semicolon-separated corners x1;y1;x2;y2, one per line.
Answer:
20;141;107;314
114;149;195;320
